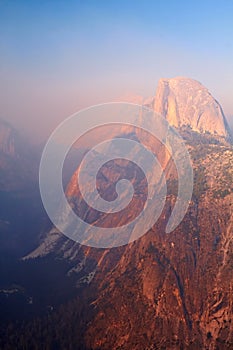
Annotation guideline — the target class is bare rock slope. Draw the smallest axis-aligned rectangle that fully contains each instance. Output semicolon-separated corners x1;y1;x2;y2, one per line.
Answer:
24;78;233;349
153;77;231;139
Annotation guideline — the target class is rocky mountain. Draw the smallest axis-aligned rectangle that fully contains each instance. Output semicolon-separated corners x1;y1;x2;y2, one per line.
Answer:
0;119;46;257
121;77;232;141
27;77;232;258
153;77;232;140
23;129;233;350
0;120;19;190
0;119;38;191
1;79;233;349
0;119;17;157
84;138;233;350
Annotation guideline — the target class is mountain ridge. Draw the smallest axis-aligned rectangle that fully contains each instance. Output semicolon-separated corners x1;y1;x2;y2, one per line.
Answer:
4;78;233;349
118;77;232;142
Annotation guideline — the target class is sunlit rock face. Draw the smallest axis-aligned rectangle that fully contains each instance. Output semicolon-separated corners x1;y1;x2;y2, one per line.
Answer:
153;77;231;139
24;78;233;349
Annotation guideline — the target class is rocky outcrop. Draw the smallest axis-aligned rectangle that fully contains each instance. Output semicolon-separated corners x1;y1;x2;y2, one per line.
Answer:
26;140;233;349
0;119;38;191
0;120;17;157
84;140;233;350
153;77;231;139
23;79;233;349
22;131;233;350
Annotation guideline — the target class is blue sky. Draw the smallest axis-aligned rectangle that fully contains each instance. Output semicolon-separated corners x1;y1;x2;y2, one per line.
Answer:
0;0;233;140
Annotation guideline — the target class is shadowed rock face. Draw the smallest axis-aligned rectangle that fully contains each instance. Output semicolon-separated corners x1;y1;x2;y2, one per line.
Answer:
153;77;231;139
0;119;39;191
0;120;23;190
0;120;17;157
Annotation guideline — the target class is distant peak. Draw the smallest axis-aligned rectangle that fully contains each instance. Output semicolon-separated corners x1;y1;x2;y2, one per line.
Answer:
153;77;231;139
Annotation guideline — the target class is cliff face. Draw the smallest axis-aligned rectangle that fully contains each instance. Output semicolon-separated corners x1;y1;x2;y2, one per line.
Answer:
24;131;233;350
0;119;38;191
0;120;16;157
24;79;233;349
0;120;44;257
153;77;231;140
84;139;233;350
0;120;20;190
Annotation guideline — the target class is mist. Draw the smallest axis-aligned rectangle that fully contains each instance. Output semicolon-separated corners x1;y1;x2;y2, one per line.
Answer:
1;1;233;143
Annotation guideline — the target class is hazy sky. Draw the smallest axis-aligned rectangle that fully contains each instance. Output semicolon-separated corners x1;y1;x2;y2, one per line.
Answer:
0;0;233;142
